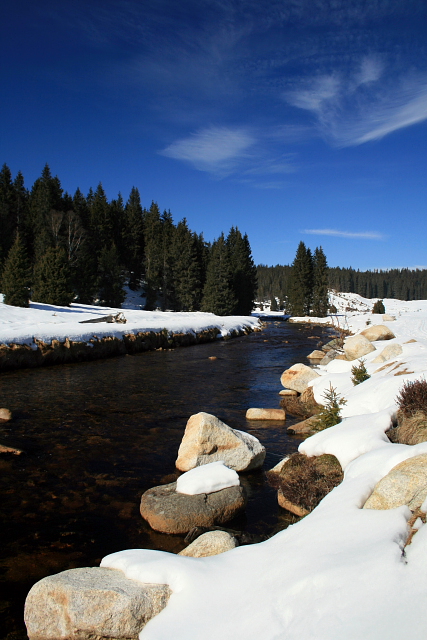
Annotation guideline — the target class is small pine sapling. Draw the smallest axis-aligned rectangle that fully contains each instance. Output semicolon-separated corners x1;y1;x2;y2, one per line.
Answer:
314;384;347;431
351;359;370;386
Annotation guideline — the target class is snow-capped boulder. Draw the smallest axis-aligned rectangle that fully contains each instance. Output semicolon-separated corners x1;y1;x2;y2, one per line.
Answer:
245;408;286;420
360;324;396;341
372;343;403;363
140;481;246;534
280;363;320;393
363;454;427;511
176;412;265;472
178;530;237;557
343;334;376;360
24;567;171;640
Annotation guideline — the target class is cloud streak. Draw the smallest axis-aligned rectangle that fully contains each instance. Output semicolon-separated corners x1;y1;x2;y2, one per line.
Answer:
303;229;385;239
160;126;256;175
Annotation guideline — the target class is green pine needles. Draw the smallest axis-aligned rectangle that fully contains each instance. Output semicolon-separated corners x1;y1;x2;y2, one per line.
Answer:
314;384;347;432
351;359;370;385
1;234;31;307
372;299;385;314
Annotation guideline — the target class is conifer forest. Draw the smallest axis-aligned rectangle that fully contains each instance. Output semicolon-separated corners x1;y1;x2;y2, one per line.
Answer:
0;164;257;314
1;164;426;316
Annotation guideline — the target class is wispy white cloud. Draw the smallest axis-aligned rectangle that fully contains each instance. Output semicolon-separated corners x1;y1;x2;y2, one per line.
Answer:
284;58;427;146
303;229;385;239
160;126;256;175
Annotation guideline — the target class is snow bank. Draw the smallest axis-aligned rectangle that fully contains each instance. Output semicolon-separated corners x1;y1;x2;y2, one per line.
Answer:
100;293;427;639
176;461;239;495
0;295;260;349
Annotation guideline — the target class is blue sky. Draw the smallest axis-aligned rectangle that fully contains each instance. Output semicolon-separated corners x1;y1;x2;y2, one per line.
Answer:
1;0;426;269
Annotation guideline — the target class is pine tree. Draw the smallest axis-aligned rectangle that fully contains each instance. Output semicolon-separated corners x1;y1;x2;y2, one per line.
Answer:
1;234;31;307
29;164;65;261
226;227;257;315
97;244;126;308
171;219;203;311
88;183;113;258
270;295;278;311
143;202;163;310
0;164;17;270
288;241;313;316
312;246;329;317
201;234;237;316
32;247;74;306
123;187;144;290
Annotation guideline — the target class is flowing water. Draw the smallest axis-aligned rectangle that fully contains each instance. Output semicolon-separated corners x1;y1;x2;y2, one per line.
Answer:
0;320;332;639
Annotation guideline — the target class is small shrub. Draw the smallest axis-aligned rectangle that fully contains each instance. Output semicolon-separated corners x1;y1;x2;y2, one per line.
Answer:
314;384;347;431
267;453;343;512
396;378;427;417
351;359;370;386
372;299;385;314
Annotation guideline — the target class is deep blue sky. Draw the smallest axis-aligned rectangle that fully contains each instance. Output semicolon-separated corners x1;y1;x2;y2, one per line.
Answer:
2;0;426;269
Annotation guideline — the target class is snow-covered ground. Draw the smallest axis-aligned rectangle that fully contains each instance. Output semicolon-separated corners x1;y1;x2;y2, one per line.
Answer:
0;292;260;347
101;293;427;640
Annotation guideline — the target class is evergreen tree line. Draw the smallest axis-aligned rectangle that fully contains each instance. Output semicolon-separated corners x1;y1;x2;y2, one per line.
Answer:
256;242;329;316
257;251;427;309
0;163;257;315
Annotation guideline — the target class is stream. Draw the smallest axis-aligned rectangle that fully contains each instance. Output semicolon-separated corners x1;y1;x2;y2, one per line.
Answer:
0;319;332;639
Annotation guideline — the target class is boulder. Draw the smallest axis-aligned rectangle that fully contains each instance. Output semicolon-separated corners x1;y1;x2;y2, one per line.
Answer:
245;408;286;421
321;338;343;352
24;567;171;640
364;454;427;511
382;314;396;321
319;349;340;365
0;443;22;454
372;343;403;363
280;363;320;393
360;325;396;341
343;334;376;361
279;386;322;419
140;481;247;534
277;490;309;517
307;350;325;360
286;415;320;436
278;389;298;396
178;530;237;557
267;456;290;476
176;412;265;472
0;407;12;422
267;453;343;515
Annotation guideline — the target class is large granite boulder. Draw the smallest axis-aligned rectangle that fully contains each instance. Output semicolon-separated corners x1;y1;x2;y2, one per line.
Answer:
372;343;403;363
344;334;376;361
267;453;343;516
176;412;265;472
178;530;237;557
140;481;247;534
280;363;320;393
245;408;286;420
363;454;427;511
360;325;396;341
24;567;171;640
0;407;12;422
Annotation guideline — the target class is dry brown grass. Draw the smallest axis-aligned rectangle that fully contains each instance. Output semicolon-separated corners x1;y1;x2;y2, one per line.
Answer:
267;453;343;512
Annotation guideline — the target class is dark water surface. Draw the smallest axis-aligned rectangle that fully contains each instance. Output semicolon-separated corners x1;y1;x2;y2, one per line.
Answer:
0;320;331;639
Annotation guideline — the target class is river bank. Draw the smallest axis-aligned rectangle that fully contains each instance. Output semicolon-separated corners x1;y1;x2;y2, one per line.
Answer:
0;295;261;371
97;294;427;640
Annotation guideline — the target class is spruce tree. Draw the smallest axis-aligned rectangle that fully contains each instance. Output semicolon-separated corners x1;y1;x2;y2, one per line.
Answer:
171;219;203;311
97;244;126;308
312;246;329;317
0;164;17;270
201;234;237;316
143;202;163;310
288;241;313;316
1;234;31;307
123;187;144;290
32;247;74;306
226;227;257;315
